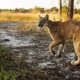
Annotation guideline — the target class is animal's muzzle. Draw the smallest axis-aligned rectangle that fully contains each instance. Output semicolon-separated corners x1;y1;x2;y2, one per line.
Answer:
38;24;43;28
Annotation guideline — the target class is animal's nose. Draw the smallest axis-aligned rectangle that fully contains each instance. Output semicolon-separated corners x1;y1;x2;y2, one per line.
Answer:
38;24;41;27
38;24;40;27
38;23;43;27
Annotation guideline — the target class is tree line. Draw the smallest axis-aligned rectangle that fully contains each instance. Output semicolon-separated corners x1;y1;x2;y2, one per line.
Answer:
0;6;80;14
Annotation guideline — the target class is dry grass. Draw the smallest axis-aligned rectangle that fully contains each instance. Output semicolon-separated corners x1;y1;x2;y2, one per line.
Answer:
74;13;80;20
0;13;38;22
0;12;67;22
0;12;80;22
16;22;38;32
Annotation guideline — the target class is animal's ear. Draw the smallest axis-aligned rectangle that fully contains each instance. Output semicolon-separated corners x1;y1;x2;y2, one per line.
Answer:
45;14;49;20
38;15;42;19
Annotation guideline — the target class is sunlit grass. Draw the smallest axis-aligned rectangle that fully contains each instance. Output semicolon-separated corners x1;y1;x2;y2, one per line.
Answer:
0;12;80;22
0;13;38;22
74;13;80;20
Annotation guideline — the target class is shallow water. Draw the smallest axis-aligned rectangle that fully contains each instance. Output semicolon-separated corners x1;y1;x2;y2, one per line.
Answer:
0;29;36;47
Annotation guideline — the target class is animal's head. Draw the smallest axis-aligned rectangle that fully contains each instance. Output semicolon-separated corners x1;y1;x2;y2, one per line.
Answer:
38;14;49;28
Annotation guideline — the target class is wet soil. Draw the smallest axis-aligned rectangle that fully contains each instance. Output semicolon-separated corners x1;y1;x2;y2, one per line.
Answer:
0;22;80;80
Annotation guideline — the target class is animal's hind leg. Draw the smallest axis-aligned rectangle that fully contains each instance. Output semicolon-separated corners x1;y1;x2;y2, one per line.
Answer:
71;41;80;65
55;41;65;57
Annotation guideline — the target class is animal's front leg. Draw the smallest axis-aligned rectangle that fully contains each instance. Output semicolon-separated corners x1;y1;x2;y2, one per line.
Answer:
49;41;62;55
49;41;56;55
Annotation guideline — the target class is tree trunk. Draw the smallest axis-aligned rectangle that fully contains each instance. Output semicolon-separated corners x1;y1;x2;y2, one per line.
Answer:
59;0;62;21
68;0;74;19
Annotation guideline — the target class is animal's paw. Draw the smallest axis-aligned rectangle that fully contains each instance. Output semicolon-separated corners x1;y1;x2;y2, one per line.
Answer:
71;60;80;65
71;60;75;65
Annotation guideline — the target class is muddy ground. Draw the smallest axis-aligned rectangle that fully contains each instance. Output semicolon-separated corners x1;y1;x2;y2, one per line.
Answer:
0;22;80;80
